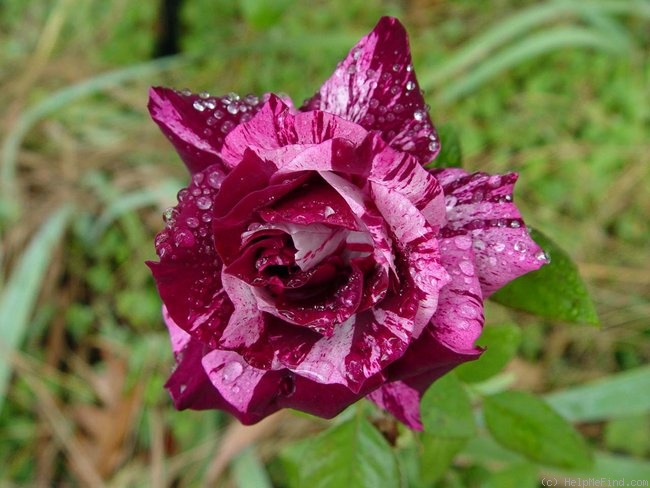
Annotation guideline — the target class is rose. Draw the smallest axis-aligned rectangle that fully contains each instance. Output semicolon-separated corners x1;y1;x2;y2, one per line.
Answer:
147;17;547;429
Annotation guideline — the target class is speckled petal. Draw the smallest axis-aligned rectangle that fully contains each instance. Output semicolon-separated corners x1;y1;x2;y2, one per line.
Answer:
163;308;230;410
433;236;485;351
433;168;547;296
367;381;422;430
148;87;265;174
301;17;440;164
200;346;386;424
147;165;234;347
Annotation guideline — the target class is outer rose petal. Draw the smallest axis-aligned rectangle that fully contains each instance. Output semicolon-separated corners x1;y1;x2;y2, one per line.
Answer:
301;17;440;164
148;87;265;174
433;168;547;296
367;382;422;429
433;236;485;351
148;164;234;346
163;308;231;410
371;327;482;429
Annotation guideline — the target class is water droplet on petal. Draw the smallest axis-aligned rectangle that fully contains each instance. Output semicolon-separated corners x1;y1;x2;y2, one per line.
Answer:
193;100;205;112
199;91;210;99
207;171;222;189
454;235;472;250
536;250;550;263
392;64;400;72
459;260;475;276
245;94;259;105
514;241;527;252
222;362;243;384
406;80;416;91
196;196;212;210
186;217;199;228
174;229;195;248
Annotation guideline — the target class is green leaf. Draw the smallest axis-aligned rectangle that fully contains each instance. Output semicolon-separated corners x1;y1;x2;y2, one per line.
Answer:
280;418;399;488
456;324;522;383
421;373;475;438
491;228;599;325
426;123;462;169
419;435;467;485
0;205;73;413
483;391;593;469
232;447;273;488
545;365;650;422
604;416;650;458
483;463;538;488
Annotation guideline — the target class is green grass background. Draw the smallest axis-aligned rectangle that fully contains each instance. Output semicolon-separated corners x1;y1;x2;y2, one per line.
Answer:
0;0;648;485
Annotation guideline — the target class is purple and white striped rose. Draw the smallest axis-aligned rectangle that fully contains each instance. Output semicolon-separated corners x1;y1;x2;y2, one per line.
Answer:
147;17;546;429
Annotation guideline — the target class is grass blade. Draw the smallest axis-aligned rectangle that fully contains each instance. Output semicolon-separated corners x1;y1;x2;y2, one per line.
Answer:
438;26;627;103
0;56;186;218
0;205;73;412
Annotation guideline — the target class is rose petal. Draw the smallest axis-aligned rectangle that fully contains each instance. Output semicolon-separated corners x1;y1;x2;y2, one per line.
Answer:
148;165;234;346
433;169;546;296
259;175;360;229
433;236;485;351
201;346;385;424
301;17;439;164
367;381;422;430
219;272;265;350
148;88;265;174
163;308;229;410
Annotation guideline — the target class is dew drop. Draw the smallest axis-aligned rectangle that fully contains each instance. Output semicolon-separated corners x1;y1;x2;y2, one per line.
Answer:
369;99;379;109
162;207;178;223
222;362;243;384
494;242;506;253
510;220;521;228
180;88;192;96
324;206;335;217
177;188;189;202
406;80;416;91
207;171;222;189
454;235;472;250
196;196;212;210
221;121;234;133
156;243;172;259
186;217;199;228
174;229;195;248
192;100;205;112
458;261;474;277
390;85;400;95
192;173;204;185
413;109;426;121
536;250;550;263
514;241;527;253
244;94;259;105
227;103;239;115
199;91;210;99
392;64;400;72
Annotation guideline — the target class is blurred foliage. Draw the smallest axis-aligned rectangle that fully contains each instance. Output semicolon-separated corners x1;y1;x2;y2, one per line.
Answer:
0;0;649;485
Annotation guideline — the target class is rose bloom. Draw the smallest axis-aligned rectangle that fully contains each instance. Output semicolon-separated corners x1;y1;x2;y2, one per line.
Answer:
148;17;546;429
